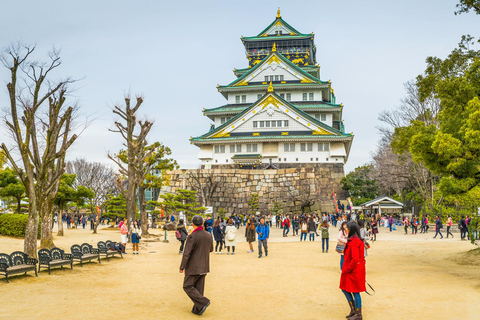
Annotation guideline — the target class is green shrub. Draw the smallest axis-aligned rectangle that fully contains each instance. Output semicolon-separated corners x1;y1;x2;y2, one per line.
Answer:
0;214;40;238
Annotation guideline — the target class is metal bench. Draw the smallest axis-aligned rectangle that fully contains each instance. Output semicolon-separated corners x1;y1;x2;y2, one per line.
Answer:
0;251;38;283
97;241;123;261
71;243;101;267
38;248;73;274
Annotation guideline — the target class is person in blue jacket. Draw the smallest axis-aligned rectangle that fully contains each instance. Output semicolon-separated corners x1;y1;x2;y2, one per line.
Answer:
256;217;270;258
203;216;214;234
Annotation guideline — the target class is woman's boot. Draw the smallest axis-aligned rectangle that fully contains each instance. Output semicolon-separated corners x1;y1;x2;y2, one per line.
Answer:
346;301;355;318
350;307;362;320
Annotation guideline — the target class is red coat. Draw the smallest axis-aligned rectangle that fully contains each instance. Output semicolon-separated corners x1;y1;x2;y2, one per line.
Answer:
340;235;366;293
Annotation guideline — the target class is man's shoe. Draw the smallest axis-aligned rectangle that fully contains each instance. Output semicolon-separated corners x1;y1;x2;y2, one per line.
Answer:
258;255;262;258
265;252;268;257
198;302;210;316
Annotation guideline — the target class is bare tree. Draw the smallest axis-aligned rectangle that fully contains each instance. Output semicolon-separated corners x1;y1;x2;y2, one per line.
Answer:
284;180;316;212
108;96;153;231
187;170;223;207
0;44;78;256
66;159;117;234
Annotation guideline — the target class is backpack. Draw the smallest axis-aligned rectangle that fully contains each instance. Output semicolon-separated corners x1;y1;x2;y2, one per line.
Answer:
226;228;235;241
175;230;182;239
301;223;308;232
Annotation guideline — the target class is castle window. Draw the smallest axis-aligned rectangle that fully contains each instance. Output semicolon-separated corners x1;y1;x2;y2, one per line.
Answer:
286;93;291;101
259;121;265;128
318;142;330;151
280;75;284;81
280;93;285;99
236;145;242;152
215;145;225;153
221;117;226;124
242;95;246;103
302;93;308;101
247;144;257;152
271;121;276;128
277;120;282;127
321;113;326;121
275;75;279;81
316;158;319;161
265;121;270;128
284;158;286;161
265;76;268;82
309;93;314;100
235;95;240;103
230;145;235;153
253;121;258;128
326;158;329;161
284;120;289;127
278;158;281;161
300;143;313;152
284;143;295;152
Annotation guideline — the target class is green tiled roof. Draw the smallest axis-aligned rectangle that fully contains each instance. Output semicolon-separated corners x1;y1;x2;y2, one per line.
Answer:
243;34;312;41
231;154;262;159
251;16;309;38
192;92;349;141
220;51;327;89
191;135;352;142
204;102;342;114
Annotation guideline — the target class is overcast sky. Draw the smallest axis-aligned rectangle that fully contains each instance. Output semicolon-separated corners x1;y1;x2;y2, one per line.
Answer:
0;0;477;173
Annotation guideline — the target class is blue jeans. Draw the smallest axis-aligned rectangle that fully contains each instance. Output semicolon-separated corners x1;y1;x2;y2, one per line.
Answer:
309;233;315;241
434;230;443;238
300;233;307;241
342;290;362;308
322;238;329;251
283;227;289;236
461;229;467;239
340;255;344;270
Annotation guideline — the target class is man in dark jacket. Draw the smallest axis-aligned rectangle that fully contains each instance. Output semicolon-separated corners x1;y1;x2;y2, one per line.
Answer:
459;216;467;240
433;216;444;239
180;215;214;315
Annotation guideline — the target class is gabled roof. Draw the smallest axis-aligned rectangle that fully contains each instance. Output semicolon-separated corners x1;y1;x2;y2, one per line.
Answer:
192;91;350;142
246;9;311;39
219;50;328;89
360;196;404;208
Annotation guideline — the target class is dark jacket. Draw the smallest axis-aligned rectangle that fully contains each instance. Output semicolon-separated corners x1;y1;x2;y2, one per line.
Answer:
177;224;188;241
213;225;224;242
308;220;316;232
245;223;256;243
180;228;213;276
435;218;443;230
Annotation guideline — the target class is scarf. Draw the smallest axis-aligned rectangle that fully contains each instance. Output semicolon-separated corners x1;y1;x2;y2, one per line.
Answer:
192;226;204;233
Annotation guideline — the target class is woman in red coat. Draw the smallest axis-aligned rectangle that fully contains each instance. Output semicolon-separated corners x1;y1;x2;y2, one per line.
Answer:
340;221;366;320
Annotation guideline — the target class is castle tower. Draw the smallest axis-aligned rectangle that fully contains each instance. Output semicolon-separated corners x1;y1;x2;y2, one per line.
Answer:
191;10;354;170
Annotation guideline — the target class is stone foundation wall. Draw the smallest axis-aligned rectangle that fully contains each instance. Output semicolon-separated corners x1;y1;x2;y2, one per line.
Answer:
160;163;347;215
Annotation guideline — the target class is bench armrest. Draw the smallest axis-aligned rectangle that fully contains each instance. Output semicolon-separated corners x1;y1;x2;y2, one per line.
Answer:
0;262;8;271
97;248;108;253
63;253;73;260
25;257;38;265
72;252;83;259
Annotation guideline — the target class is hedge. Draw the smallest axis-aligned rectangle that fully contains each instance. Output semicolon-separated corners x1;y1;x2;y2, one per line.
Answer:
0;214;41;238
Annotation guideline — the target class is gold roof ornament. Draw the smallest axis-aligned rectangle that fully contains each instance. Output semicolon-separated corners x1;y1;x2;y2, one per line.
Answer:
272;42;276;52
267;81;274;92
277;7;281;18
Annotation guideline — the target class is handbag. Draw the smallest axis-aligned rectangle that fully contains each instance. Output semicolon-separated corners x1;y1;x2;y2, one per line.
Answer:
335;242;345;253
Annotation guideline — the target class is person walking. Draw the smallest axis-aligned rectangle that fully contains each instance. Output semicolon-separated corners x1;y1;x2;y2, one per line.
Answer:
370;217;378;241
177;219;188;254
388;215;393;232
224;219;236;255
120;218;128;254
179;215;213;316
403;216;410;235
337;221;348;271
308;217;316;241
358;219;368;258
130;220;142;255
293;214;300;236
446;215;454;238
340;221;366;320
245;218;256;253
459;215;468;240
283;215;290;237
321;220;329;253
256;217;270;258
433;216;444;239
212;218;224;254
300;218;308;241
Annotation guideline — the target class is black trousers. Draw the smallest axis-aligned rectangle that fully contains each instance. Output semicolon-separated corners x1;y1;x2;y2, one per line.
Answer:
183;274;209;314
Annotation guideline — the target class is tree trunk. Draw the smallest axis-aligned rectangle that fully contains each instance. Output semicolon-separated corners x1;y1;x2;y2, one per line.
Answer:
16;196;22;213
138;185;149;236
57;205;64;236
24;198;39;258
40;198;55;249
93;206;103;234
126;166;136;233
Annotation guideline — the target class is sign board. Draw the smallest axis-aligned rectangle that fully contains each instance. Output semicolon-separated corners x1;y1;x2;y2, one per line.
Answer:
205;206;213;215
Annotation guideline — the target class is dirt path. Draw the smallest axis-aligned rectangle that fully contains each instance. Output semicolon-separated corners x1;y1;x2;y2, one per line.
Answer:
0;225;479;320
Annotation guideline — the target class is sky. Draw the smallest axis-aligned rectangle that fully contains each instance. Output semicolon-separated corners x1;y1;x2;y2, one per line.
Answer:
0;0;477;173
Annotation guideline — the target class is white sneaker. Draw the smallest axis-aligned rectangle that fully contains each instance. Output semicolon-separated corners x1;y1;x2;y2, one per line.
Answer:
215;252;218;254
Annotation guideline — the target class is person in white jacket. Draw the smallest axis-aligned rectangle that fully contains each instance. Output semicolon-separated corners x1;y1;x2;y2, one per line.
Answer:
224;219;237;255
